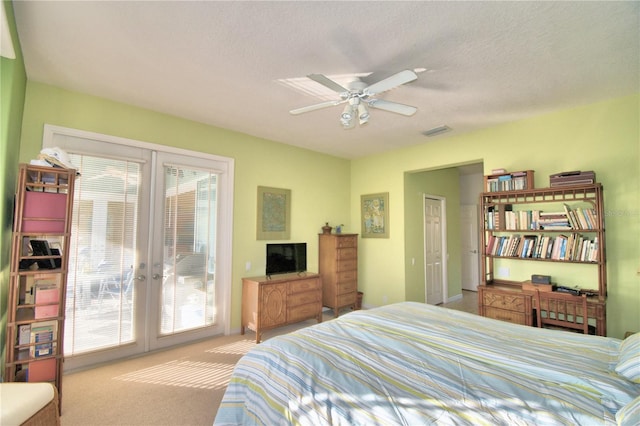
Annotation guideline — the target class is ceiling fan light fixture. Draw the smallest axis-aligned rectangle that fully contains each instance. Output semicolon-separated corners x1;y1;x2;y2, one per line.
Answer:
357;103;370;125
341;104;353;120
341;105;354;127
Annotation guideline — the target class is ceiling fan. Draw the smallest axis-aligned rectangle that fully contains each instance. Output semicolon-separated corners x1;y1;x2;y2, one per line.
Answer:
289;69;419;129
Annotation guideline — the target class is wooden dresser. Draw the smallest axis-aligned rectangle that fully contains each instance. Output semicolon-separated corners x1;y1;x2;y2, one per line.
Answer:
319;233;358;317
241;273;322;343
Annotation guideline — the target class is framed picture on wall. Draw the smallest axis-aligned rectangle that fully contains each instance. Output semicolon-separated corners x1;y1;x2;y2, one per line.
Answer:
361;192;389;238
257;186;291;240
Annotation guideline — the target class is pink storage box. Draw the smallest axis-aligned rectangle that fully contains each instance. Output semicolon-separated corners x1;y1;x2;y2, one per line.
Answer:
34;305;58;319
21;192;67;233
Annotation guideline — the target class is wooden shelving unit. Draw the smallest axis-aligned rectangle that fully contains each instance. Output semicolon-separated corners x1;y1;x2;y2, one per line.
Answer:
4;164;76;411
484;170;534;192
478;183;607;335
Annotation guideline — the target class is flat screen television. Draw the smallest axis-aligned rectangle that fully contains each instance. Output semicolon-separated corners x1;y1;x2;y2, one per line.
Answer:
266;243;307;277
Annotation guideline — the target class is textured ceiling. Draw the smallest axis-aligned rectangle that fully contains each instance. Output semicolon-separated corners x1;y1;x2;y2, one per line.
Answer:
12;1;640;159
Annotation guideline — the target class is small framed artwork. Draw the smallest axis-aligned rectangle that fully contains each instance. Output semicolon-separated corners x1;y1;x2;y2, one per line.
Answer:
257;186;291;240
361;192;389;238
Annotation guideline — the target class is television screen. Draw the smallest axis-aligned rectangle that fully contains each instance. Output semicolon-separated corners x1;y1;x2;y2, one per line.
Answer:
266;243;307;276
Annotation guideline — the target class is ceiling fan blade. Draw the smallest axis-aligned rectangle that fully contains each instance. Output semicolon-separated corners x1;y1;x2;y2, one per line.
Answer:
367;99;417;116
289;99;346;115
364;70;418;96
307;74;349;94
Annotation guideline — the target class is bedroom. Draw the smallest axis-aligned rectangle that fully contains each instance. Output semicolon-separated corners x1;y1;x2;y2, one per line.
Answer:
1;1;638;416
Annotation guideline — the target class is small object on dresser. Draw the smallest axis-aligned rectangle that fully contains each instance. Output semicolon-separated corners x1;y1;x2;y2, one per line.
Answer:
321;223;332;234
531;274;551;284
522;280;554;292
555;286;581;296
549;171;596;187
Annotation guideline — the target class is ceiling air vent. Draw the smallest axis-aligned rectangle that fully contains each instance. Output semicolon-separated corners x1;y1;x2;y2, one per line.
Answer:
422;125;451;137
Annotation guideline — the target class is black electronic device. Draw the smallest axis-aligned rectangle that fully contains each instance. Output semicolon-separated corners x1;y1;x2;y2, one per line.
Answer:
555;286;581;296
531;274;551;284
266;243;307;277
29;239;57;269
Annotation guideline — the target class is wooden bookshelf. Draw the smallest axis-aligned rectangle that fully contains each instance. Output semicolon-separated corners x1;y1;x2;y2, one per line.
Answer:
4;164;76;413
478;183;607;336
484;170;534;192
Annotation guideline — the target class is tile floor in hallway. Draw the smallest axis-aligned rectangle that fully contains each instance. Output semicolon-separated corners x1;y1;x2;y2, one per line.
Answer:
441;290;478;315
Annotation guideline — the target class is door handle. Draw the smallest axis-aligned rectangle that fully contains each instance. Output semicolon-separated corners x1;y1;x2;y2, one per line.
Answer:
152;273;163;280
136;274;146;281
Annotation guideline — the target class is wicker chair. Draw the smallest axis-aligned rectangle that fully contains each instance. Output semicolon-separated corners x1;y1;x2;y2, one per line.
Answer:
535;289;589;334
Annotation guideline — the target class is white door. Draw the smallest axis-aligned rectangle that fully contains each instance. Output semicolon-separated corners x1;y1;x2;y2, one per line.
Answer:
43;125;233;370
148;152;230;351
460;204;480;291
424;196;445;304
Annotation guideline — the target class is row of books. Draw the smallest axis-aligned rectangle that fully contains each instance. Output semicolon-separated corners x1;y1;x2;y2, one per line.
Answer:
485;171;530;192
485;205;598;231
486;233;599;262
17;320;58;358
21;275;60;319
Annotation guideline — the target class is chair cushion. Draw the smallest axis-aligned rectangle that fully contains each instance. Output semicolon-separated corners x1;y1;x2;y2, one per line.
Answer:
0;382;55;425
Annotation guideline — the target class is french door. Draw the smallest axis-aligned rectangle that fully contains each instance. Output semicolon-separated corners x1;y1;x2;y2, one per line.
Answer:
42;125;233;371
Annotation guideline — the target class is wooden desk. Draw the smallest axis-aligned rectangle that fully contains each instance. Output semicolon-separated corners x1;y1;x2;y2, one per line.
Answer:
478;284;607;336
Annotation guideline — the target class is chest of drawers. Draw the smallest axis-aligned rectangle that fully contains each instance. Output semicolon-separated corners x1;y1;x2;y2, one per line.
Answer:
319;234;358;317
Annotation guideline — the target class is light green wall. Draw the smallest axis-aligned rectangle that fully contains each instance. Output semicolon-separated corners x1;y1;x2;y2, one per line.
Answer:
17;82;352;332
352;94;640;338
0;0;26;379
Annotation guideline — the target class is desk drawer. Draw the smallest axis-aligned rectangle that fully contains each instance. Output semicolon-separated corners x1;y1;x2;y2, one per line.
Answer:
484;307;526;325
482;292;525;312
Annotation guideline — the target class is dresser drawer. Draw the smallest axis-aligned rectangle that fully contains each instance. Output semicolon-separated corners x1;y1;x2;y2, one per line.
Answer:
288;302;321;323
336;235;357;248
484;307;527;325
336;292;357;306
336;259;357;272
336;247;357;261
336;269;357;282
289;278;321;294
337;280;357;294
482;292;525;312
289;290;321;306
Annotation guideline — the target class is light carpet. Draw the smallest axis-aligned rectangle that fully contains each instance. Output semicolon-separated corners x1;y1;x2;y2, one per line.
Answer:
60;318;321;426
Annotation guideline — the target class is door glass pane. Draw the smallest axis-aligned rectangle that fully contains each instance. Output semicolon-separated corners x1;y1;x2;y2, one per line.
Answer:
64;154;140;355
160;165;217;335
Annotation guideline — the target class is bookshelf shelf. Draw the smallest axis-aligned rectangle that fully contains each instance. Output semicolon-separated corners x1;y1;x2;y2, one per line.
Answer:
4;164;76;412
478;182;607;336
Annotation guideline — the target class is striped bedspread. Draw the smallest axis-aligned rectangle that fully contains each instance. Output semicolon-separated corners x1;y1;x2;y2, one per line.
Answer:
214;302;638;425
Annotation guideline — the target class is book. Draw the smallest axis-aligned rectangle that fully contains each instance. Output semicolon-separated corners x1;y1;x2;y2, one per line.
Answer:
27;358;57;382
18;324;31;346
29;320;57;357
33;276;60;318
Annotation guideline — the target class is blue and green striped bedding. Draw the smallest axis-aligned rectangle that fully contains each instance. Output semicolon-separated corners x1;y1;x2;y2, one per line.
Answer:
214;302;638;425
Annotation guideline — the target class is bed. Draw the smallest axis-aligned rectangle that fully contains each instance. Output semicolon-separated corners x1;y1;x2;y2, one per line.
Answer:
214;302;640;426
